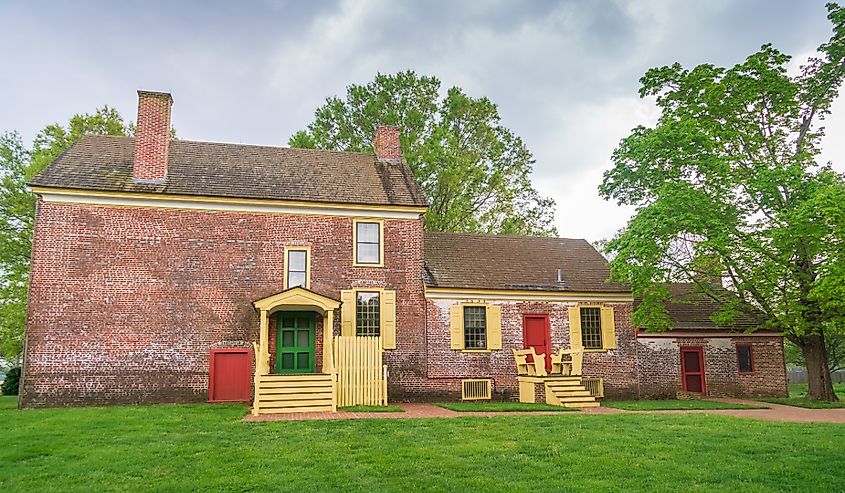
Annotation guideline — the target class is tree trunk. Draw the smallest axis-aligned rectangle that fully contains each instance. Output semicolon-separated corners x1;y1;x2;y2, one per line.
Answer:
803;334;839;402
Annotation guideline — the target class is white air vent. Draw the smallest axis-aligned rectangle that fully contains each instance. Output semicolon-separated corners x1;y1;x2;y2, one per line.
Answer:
461;379;492;400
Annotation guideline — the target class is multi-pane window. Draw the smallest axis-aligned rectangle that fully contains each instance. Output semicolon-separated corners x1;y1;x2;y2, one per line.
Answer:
580;307;603;349
355;291;381;336
737;344;753;373
286;249;307;288
463;306;487;350
355;221;381;264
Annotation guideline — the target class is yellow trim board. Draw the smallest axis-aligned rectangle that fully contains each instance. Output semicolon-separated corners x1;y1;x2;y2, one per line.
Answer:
31;186;427;220
425;286;633;302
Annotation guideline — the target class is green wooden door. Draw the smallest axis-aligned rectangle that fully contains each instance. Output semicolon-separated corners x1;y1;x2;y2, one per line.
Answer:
275;312;315;374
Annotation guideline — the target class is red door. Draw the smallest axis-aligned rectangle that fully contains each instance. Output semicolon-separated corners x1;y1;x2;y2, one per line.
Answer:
209;349;251;402
681;347;706;394
523;315;551;373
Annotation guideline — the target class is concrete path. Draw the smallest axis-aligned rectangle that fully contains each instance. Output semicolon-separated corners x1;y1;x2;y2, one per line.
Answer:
244;399;845;423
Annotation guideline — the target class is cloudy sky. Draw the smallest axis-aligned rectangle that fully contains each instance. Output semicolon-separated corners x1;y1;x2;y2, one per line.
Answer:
1;0;842;241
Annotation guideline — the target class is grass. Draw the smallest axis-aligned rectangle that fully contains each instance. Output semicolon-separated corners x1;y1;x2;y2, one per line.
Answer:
339;405;405;413
757;383;845;409
602;399;768;411
435;401;573;412
3;396;845;492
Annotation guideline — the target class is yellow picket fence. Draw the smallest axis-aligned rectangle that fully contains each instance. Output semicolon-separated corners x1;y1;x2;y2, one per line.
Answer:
333;336;388;406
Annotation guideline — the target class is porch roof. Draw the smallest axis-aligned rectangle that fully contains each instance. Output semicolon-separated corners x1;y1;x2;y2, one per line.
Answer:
253;286;341;314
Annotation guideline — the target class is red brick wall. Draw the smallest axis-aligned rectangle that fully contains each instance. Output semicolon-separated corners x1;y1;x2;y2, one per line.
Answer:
636;335;788;398
132;91;172;182
21;200;426;407
421;299;639;400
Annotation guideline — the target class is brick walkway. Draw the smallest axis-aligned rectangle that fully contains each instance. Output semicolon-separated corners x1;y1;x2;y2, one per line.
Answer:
243;400;845;423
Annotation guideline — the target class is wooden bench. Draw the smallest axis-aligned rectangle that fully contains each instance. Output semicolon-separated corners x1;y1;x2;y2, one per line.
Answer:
512;348;547;377
550;348;584;376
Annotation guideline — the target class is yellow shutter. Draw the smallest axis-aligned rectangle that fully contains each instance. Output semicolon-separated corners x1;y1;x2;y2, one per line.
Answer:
568;306;583;350
340;289;355;336
381;290;396;349
449;304;463;349
487;305;502;350
601;306;617;350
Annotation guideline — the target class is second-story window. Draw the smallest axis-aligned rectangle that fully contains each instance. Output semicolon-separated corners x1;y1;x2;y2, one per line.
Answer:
355;220;382;265
286;249;308;288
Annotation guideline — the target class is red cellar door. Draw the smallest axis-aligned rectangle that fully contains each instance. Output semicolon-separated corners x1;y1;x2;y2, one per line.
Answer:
209;349;251;402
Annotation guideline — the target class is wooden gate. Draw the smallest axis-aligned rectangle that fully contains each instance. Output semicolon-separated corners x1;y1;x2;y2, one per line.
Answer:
333;336;388;406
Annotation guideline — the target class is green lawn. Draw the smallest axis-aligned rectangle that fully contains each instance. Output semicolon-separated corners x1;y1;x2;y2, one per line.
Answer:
435;401;573;412
758;383;845;409
339;405;405;413
602;399;768;411
3;396;845;492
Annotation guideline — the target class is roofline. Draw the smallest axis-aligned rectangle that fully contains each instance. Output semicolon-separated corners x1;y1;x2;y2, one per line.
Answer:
30;186;428;219
636;330;781;338
424;286;633;302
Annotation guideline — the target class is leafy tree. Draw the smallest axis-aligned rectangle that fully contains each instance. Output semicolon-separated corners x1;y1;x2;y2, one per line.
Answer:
599;3;845;401
0;107;130;365
786;333;845;373
290;71;557;236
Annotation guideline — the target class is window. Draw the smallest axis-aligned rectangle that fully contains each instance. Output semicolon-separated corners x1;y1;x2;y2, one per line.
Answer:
737;344;754;373
286;249;308;288
580;307;603;349
355;220;382;265
355;291;381;336
463;306;487;349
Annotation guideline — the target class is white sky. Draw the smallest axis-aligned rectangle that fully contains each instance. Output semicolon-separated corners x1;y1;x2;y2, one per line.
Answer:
0;0;842;242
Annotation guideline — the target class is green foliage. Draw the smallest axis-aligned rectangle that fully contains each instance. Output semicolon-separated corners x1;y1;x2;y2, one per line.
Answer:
1;367;19;395
599;4;845;340
786;334;845;372
290;71;557;236
0;107;130;364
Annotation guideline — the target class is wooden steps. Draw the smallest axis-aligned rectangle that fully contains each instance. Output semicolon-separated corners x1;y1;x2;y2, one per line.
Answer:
544;377;601;408
253;374;335;415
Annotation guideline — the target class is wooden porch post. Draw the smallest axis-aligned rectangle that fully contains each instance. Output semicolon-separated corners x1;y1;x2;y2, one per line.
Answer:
323;309;334;374
259;309;270;374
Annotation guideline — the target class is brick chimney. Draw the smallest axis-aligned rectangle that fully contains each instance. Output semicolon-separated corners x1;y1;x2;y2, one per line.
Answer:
373;125;402;163
133;90;173;183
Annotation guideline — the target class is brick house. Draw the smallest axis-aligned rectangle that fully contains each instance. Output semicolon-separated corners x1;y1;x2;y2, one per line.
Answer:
19;91;788;412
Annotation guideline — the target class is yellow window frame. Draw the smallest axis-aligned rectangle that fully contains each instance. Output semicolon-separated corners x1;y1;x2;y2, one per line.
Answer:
283;246;311;290
576;304;616;352
352;218;385;267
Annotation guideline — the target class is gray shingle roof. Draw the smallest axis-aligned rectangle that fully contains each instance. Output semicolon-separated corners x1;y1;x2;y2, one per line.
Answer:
29;135;428;208
651;283;764;331
423;232;629;293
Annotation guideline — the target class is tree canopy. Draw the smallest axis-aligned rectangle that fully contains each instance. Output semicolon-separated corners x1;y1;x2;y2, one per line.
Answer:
599;3;845;401
289;71;557;236
0;107;130;365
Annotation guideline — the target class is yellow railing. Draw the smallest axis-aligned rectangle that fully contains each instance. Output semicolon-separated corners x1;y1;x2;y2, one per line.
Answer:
581;377;604;398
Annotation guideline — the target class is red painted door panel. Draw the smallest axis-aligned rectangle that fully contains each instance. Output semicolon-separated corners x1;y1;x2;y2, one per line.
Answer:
523;315;551;373
209;349;251;402
681;347;706;394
